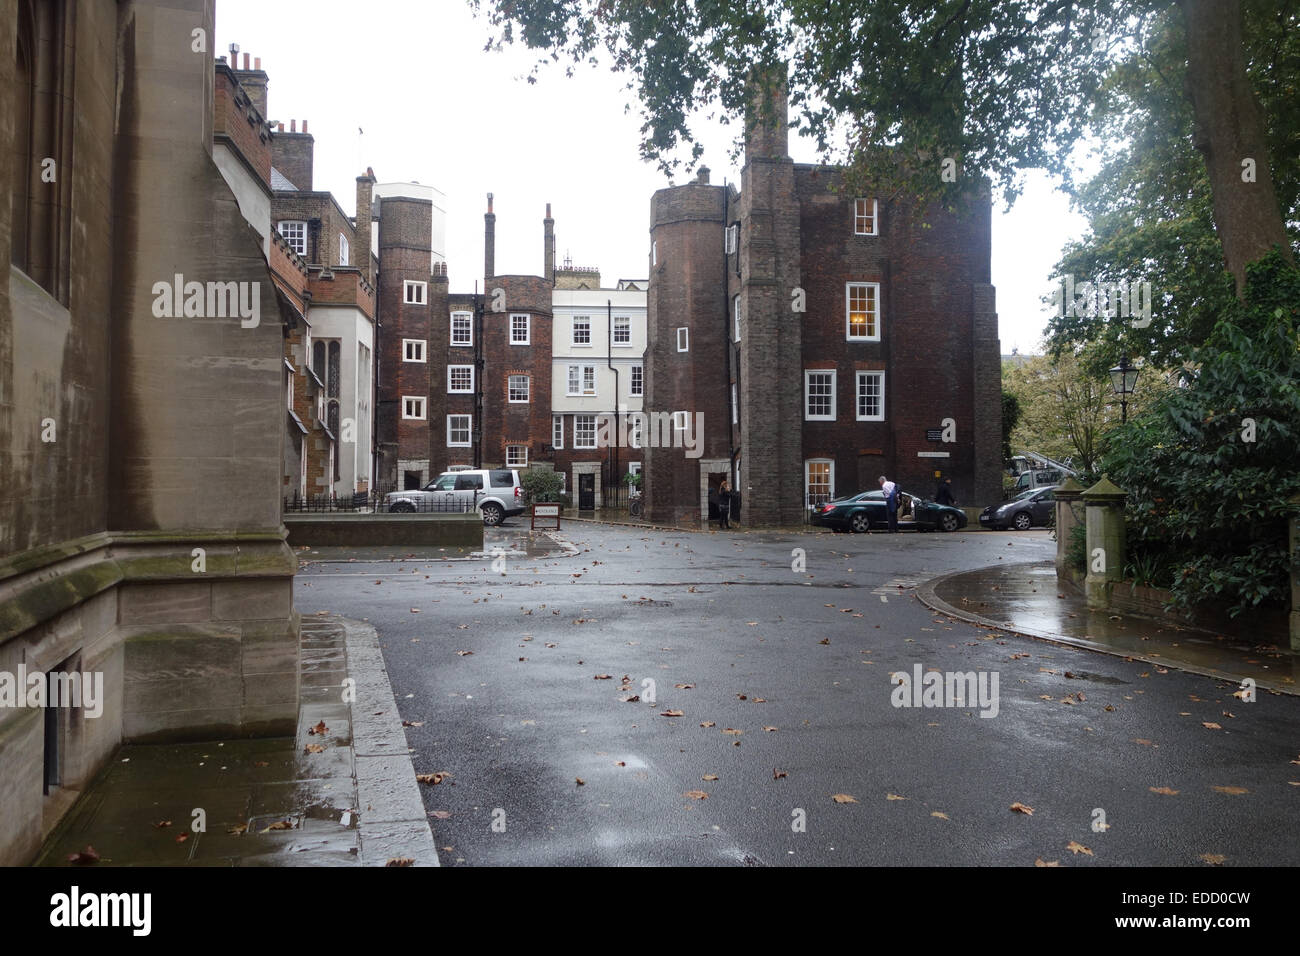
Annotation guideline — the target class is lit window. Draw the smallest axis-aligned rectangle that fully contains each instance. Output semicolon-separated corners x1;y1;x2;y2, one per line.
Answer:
856;371;885;421
402;396;426;420
506;445;528;467
448;365;474;393
630;364;643;397
613;316;631;344
552;415;563;449
451;312;472;346
846;283;880;341
574;415;597;449
404;280;427;305
447;414;472;447
510;314;530;344
573;316;591;346
338;232;350;266
278;221;307;256
508;374;530;403
854;198;878;236
806;460;834;506
403;339;426;363
805;370;836;420
677;327;689;352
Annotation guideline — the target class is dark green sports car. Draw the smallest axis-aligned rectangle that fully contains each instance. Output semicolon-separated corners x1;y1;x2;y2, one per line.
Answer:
810;489;967;533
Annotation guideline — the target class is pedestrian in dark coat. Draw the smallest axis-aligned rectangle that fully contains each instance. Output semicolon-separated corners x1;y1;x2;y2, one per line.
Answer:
718;479;732;529
935;478;956;507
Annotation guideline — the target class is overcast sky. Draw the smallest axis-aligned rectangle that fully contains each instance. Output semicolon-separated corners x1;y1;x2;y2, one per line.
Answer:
216;0;1090;355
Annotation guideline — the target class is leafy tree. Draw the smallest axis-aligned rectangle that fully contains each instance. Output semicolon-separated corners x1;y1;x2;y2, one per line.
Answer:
1046;1;1300;371
1101;251;1300;617
1000;389;1022;463
475;0;1294;293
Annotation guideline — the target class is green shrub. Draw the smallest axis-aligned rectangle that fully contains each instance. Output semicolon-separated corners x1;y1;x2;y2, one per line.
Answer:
1101;251;1300;617
1066;523;1088;574
520;469;564;505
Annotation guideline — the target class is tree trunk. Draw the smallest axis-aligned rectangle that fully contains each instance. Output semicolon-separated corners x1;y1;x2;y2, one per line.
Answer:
1179;0;1293;296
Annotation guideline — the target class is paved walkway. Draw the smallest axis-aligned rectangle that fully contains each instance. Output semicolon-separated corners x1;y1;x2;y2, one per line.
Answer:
918;560;1299;695
37;617;438;867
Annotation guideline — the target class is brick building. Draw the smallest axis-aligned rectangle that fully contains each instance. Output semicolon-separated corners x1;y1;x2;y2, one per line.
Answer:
645;81;1002;526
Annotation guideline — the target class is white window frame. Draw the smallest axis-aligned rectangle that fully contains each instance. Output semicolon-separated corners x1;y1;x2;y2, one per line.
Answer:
451;312;473;346
629;415;644;449
725;223;738;254
508;374;530;404
630;364;643;397
447;414;472;447
277;220;307;256
733;295;742;342
846;282;881;342
855;370;886;421
402;396;427;421
731;384;738;425
651;240;657;266
402;339;426;363
805;459;835;504
448;365;474;393
510;313;530;345
338;232;350;267
567;364;597;396
854;198;878;236
804;370;837;421
404;280;427;305
676;327;689;352
613;316;632;345
574;414;597;449
572;315;592;347
552;415;564;449
506;445;528;467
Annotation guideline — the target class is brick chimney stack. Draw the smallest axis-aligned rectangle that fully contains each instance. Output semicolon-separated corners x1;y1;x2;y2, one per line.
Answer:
544;202;555;285
484;193;496;281
355;167;376;283
273;118;315;191
231;49;269;121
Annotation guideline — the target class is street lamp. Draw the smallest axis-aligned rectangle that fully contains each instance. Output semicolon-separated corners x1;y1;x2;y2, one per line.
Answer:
1108;355;1140;423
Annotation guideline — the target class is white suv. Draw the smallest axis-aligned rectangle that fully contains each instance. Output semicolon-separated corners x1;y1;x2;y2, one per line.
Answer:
385;469;524;526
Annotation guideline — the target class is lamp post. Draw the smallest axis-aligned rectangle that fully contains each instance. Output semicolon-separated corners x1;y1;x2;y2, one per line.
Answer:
1108;355;1140;424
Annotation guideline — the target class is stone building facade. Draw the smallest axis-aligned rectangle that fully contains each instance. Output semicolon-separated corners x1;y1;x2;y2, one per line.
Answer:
0;0;300;865
645;83;1002;526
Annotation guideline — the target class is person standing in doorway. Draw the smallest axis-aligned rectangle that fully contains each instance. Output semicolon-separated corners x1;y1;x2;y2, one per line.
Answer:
879;475;899;533
718;479;732;529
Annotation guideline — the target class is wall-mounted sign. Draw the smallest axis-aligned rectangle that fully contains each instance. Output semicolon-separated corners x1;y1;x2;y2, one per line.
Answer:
925;428;945;442
917;451;951;458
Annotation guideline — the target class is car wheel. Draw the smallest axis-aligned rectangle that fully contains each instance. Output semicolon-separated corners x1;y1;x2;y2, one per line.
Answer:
389;501;415;514
938;512;960;532
849;512;871;534
1013;512;1033;531
481;503;504;526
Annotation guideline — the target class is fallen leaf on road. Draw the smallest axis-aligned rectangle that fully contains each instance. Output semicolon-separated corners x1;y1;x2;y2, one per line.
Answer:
1211;786;1248;795
1010;802;1035;815
67;846;100;865
832;794;858;804
660;710;684;717
260;820;295;833
227;824;248;835
773;769;788;780
763;726;778;732
386;857;414;867
702;774;719;781
402;720;424;727
429;810;452;820
674;683;695;689
700;721;715;728
410;608;420;613
175;834;188;844
931;812;949;820
153;820;171;829
818;638;830;645
593;674;612;680
619;695;640;703
1199;853;1226;865
575;778;585;786
1149;786;1179;795
416;772;450;785
1066;840;1093;856
722;728;743;735
685;790;709;800
303;744;325;754
1202;722;1222;730
308;720;329;736
886;793;907;801
1133;738;1155;747
455;650;473;656
752;697;767;703
1035;858;1060;867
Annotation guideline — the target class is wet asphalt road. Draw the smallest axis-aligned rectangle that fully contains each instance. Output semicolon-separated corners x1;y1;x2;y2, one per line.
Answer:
294;522;1300;867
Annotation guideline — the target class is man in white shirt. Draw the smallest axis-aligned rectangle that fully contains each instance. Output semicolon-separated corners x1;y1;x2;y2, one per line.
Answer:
879;475;899;533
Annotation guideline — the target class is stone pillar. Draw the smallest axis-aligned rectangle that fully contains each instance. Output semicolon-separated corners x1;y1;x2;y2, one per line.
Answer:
1053;476;1085;579
1290;492;1300;651
1082;475;1127;610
